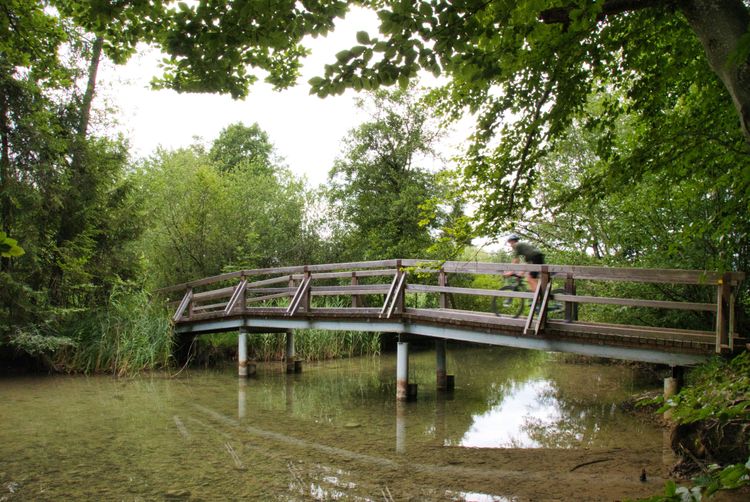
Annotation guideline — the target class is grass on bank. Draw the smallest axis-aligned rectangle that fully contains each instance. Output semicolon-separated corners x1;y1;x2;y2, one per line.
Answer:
56;287;174;375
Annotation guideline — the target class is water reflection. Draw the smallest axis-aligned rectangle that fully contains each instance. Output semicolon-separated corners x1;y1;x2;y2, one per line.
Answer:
460;379;560;448
0;347;665;501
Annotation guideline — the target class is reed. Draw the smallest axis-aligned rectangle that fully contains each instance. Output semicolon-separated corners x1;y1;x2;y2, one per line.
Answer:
57;286;173;375
197;328;381;362
196;295;381;361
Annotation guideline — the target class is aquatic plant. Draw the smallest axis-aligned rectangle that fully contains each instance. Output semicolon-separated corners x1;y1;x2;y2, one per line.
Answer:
56;285;173;375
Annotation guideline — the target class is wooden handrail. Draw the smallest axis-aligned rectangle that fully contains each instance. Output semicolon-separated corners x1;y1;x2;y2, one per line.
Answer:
157;259;745;294
162;259;743;354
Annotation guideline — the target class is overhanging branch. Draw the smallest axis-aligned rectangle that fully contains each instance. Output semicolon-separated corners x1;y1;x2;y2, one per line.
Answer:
540;0;666;25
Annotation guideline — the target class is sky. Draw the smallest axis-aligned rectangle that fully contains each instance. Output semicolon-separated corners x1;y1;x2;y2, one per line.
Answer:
99;8;467;189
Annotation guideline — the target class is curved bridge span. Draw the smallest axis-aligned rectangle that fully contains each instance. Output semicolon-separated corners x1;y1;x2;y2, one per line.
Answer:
159;259;745;367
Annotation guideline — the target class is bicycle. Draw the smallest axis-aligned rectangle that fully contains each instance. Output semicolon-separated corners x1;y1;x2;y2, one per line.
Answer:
491;274;565;319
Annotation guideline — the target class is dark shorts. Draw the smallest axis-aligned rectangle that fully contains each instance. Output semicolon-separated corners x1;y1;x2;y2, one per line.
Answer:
527;254;544;278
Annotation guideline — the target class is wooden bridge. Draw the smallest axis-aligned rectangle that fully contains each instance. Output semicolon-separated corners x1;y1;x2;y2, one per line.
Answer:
159;259;745;370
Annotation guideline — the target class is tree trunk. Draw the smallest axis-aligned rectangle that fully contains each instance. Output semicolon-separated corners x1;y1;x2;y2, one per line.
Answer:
77;35;103;141
542;0;750;144
0;68;13;273
50;35;104;303
678;0;750;143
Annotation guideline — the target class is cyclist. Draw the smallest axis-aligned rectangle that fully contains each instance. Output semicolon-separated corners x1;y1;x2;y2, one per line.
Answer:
505;234;544;293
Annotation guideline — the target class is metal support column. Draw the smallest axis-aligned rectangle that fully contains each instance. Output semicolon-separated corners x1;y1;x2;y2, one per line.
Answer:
286;330;296;373
238;328;248;378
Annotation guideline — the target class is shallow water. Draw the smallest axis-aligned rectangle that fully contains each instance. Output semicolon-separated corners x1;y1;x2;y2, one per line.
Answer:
0;346;665;500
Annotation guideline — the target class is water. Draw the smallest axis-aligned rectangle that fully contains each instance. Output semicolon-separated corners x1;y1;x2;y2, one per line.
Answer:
0;347;668;501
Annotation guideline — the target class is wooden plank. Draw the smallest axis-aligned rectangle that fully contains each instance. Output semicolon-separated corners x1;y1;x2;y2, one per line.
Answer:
246;292;292;304
193;286;235;302
404;308;528;328
223;279;247;314
286;275;311;316
246;287;294;294
172;289;193;322
552;294;716;312
548;320;715;344
534;280;553;336
439;269;447;309
159;260;744;293
246;276;295;288
380;272;401;318
310;269;397;280
524;282;543;335
306;260;398;273
385;272;407;319
716;282;725;353
545;265;727;285
312;287;390;296
406;284;533;299
193;301;228;312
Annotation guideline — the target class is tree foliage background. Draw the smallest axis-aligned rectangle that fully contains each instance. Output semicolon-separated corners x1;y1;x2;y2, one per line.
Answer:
1;1;749;370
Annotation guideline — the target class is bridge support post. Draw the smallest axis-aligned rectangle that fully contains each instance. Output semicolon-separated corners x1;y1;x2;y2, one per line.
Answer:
286;330;300;373
664;366;684;400
238;328;248;378
436;339;448;391
397;341;410;401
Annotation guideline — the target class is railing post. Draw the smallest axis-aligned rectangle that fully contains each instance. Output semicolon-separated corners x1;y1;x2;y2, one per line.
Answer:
239;273;246;313
395;260;405;314
187;287;194;319
351;272;360;308
715;272;732;353
534;267;552;336
439;267;447;309
564;273;577;322
302;266;311;312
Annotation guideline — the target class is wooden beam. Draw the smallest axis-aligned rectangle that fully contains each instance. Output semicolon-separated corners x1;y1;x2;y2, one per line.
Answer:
172;288;193;322
552;294;716;312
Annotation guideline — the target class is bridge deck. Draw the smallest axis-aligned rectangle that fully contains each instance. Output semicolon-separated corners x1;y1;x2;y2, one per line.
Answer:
160;259;745;367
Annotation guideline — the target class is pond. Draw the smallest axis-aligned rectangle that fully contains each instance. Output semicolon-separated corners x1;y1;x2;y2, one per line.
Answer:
0;346;672;501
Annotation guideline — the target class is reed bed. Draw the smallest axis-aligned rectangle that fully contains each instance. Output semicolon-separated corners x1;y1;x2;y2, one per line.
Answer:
57;287;173;375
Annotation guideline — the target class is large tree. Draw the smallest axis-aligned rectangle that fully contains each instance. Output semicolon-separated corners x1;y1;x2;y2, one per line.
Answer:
326;86;446;260
311;0;750;234
88;0;746;238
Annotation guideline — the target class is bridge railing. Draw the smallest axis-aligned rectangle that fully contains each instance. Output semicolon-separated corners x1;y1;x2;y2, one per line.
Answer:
157;260;745;353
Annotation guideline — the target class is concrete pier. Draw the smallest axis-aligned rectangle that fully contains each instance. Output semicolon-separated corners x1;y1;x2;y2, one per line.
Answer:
397;341;409;401
238;328;248;378
664;366;684;400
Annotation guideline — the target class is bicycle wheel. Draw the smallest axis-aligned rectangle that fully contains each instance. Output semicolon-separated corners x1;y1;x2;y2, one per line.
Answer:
492;285;525;318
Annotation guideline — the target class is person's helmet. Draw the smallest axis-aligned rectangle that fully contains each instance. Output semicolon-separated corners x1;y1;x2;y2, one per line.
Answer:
506;233;520;242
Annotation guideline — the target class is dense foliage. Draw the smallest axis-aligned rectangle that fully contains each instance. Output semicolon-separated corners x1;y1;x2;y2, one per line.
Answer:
134;125;320;288
1;2;748;379
326;86;450;261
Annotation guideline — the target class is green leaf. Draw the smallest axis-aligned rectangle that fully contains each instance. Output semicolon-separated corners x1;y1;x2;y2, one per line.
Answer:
356;31;370;44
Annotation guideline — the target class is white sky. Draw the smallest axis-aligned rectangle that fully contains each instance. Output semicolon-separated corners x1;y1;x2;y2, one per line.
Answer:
99;8;470;188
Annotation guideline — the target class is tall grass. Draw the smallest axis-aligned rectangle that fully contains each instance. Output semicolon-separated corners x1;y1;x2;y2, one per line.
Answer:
196;293;381;362
198;329;381;362
56;287;173;375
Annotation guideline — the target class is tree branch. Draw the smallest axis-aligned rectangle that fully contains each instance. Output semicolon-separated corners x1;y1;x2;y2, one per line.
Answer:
540;0;666;25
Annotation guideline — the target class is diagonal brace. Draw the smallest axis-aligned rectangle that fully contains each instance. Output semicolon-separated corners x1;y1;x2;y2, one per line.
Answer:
173;289;193;322
224;279;247;314
286;275;311;316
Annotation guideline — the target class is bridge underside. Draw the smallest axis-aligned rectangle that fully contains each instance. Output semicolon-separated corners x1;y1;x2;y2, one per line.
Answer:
173;309;716;367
